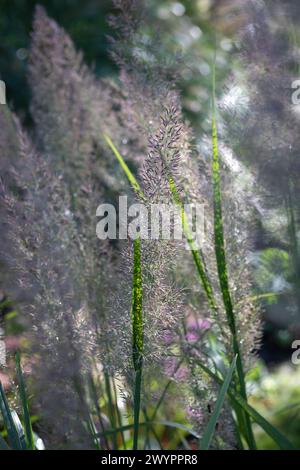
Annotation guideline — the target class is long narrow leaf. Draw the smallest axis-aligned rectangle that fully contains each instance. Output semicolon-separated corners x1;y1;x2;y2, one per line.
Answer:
211;61;256;449
15;352;34;450
196;357;295;450
88;374;110;449
211;64;236;336
103;133;144;198
104;372;118;449
0;383;24;449
200;355;237;450
132;237;143;450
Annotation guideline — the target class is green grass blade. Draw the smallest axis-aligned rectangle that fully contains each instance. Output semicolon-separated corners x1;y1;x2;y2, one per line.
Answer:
211;60;256;449
132;238;143;372
10;411;27;450
237;292;281;305
15;352;34;450
150;379;173;422
133;368;142;450
103;133;144;199
200;355;237;450
142;407;163;450
233;393;295;450
85;414;102;450
150;359;184;421
132;237;143;450
211;62;236;337
180;198;217;313
169;177;217;312
0;383;24;449
195;357;295;450
155;420;200;439
88;375;110;450
104;372;118;449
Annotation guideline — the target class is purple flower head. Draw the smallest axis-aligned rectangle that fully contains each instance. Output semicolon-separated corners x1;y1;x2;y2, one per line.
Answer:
163;357;189;382
185;317;211;343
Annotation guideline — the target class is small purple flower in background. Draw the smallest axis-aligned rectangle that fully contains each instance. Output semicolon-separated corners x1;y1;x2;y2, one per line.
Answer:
163;357;189;382
185;317;211;344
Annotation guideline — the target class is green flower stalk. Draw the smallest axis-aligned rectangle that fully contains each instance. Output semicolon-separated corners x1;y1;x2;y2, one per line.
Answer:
211;62;256;449
131;238;143;450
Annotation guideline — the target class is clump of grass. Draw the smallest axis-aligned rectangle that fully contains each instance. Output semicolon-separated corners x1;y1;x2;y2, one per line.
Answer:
103;52;294;449
0;0;297;451
0;353;42;450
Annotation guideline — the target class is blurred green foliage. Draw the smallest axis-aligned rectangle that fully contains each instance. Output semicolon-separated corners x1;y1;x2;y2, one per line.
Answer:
250;362;300;449
254;249;291;302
